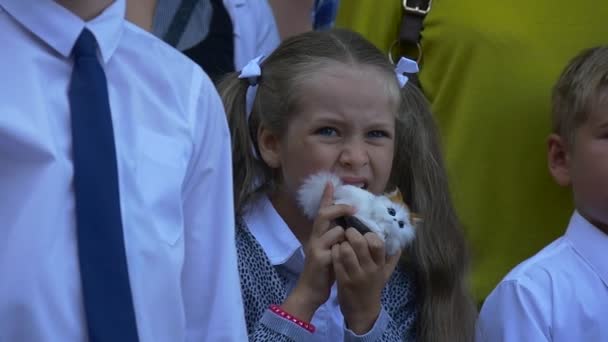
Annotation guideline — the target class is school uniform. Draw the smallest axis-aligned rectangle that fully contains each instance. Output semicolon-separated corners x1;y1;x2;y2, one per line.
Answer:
476;212;608;341
0;0;246;340
153;0;280;80
236;196;417;341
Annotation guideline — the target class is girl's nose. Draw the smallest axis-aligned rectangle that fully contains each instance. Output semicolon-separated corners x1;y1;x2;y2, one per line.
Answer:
338;140;369;169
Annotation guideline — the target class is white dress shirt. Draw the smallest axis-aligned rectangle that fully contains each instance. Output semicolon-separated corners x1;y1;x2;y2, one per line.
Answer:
0;1;247;341
223;0;281;70
476;212;608;342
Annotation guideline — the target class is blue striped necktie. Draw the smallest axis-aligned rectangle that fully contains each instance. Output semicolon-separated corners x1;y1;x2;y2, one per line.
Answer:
68;28;139;342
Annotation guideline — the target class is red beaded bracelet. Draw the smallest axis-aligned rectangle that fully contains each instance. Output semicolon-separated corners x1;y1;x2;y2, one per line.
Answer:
269;304;316;333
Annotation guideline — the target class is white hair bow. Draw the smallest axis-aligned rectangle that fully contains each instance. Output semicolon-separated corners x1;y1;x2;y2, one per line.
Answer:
238;55;264;120
394;57;419;88
238;55;264;159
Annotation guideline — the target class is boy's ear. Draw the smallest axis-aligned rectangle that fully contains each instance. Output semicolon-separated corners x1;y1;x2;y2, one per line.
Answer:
257;125;282;168
547;133;571;186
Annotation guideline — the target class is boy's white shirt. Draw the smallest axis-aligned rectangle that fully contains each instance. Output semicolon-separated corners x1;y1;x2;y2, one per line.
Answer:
0;0;246;341
476;211;608;342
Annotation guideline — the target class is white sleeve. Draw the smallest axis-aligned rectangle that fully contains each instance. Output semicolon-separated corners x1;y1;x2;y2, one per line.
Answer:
181;71;247;341
476;278;552;342
227;0;281;70
254;0;281;58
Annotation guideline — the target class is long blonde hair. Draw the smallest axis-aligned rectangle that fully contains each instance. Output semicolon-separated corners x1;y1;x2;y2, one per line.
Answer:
218;29;477;341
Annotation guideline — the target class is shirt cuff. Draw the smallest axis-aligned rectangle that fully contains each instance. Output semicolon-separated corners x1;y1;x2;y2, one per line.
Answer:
260;308;315;341
344;307;390;342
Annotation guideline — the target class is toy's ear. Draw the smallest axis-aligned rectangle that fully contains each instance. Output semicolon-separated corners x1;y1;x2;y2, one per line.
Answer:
385;189;419;220
410;213;423;227
386;188;405;206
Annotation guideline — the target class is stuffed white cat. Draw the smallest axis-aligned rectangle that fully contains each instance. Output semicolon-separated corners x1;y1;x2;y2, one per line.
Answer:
297;172;417;255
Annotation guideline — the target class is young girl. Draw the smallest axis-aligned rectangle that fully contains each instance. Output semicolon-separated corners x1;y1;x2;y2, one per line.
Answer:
218;29;477;341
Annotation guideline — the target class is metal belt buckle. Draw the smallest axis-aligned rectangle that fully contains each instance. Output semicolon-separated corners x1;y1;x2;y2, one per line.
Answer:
403;0;432;16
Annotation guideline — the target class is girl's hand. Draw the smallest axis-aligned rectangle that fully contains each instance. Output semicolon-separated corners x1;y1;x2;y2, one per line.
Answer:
331;228;402;334
281;182;356;321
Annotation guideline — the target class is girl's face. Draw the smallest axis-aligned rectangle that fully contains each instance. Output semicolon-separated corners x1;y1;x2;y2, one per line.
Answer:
259;64;398;211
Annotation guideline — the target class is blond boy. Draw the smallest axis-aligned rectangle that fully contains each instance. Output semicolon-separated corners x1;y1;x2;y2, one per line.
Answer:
476;46;608;341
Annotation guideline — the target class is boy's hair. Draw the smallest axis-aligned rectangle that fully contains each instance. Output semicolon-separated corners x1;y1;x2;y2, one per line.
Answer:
552;46;608;145
218;29;476;341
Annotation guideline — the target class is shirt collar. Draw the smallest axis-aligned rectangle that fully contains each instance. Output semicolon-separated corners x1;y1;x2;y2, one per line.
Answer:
566;211;608;288
244;196;304;270
0;0;125;63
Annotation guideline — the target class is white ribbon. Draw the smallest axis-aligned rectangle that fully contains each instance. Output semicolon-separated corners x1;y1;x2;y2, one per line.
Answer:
394;57;419;88
238;55;264;120
238;55;264;159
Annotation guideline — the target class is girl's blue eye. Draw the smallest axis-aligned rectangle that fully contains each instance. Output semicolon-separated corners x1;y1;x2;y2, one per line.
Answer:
368;130;389;138
316;127;338;136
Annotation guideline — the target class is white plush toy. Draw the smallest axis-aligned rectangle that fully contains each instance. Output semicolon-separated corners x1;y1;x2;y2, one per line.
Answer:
297;172;417;255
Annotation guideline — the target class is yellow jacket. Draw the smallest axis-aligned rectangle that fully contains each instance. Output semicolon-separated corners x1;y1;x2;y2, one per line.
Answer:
338;0;608;301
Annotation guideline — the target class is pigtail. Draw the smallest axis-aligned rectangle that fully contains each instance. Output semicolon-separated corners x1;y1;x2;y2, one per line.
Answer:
217;73;264;215
392;84;477;342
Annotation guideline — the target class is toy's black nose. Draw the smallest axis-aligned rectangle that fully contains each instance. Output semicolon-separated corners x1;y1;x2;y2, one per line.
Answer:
398;221;405;228
387;208;396;216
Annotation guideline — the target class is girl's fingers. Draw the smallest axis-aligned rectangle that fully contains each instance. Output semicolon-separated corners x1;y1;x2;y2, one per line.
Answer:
331;244;350;283
319;226;346;249
312;204;356;238
318;204;357;222
344;228;375;270
311;182;356;238
319;181;334;208
336;241;361;277
364;232;386;266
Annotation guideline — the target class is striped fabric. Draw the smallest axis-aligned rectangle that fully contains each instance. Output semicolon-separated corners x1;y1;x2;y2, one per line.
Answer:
313;0;340;30
152;0;212;50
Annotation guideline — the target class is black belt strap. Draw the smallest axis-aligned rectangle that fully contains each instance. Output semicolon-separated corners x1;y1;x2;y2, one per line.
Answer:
399;0;431;46
397;0;431;88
